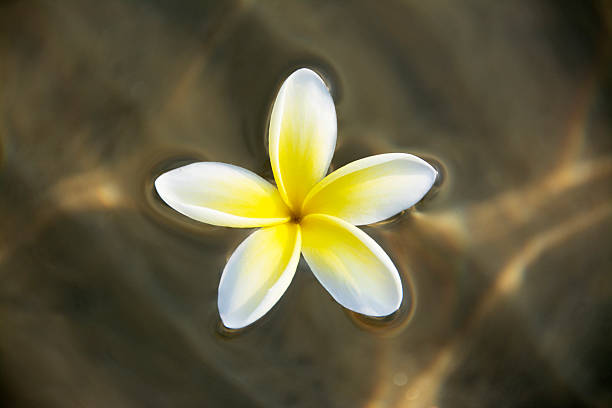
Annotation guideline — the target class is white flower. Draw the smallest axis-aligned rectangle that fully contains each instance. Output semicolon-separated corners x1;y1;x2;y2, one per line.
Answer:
155;68;437;329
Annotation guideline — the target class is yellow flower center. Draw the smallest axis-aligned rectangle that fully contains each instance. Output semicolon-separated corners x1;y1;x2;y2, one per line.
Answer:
290;206;303;224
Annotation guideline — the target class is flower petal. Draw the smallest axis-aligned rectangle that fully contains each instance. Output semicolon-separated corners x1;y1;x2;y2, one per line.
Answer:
302;153;437;225
218;222;301;329
269;68;337;211
300;214;402;316
155;162;291;228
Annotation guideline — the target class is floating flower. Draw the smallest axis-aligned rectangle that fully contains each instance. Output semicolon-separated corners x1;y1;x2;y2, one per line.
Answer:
155;68;437;329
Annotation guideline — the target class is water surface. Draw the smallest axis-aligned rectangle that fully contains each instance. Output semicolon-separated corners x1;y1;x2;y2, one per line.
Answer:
1;1;611;407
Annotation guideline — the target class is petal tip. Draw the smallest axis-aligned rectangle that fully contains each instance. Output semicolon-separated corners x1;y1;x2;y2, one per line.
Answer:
153;170;174;205
285;67;333;98
289;67;325;82
218;291;258;330
219;312;250;330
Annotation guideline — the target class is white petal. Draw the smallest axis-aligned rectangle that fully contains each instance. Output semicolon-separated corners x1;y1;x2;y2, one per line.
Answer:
218;222;301;329
269;68;337;211
302;153;437;225
300;214;402;316
155;162;291;228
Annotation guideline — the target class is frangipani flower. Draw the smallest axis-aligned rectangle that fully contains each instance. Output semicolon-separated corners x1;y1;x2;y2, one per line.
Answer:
155;68;437;329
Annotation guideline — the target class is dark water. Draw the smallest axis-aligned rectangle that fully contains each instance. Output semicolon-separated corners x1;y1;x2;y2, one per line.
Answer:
1;1;611;407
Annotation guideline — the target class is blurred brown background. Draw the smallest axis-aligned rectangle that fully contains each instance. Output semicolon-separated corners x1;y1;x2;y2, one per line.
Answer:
1;0;611;407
